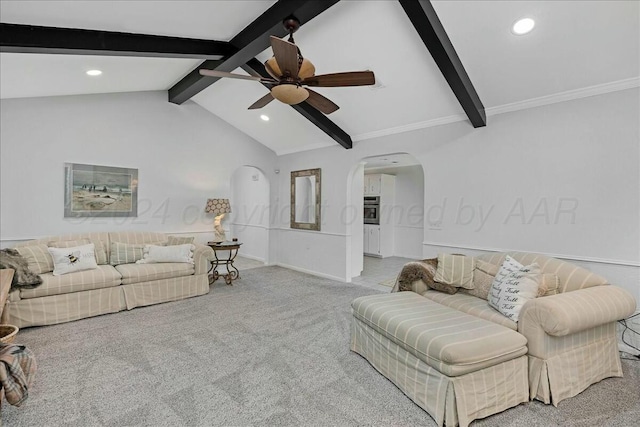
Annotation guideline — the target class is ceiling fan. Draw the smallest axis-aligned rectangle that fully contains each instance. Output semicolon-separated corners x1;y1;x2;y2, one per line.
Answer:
199;16;375;115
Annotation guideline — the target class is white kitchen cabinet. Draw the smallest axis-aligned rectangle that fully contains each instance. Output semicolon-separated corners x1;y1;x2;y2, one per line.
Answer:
363;224;381;256
363;173;395;257
364;175;382;195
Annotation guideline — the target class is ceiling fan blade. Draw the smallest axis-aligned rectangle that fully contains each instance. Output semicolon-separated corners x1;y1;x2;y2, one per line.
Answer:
248;92;274;110
270;36;299;79
305;89;339;114
199;69;276;83
302;71;375;87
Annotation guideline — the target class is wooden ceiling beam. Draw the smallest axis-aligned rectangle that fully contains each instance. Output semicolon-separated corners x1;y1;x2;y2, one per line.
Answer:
168;0;340;104
242;59;352;149
0;23;234;59
398;0;486;127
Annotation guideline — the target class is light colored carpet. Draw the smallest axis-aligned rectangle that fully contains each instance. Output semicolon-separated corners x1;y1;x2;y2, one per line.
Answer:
378;277;396;287
2;266;639;426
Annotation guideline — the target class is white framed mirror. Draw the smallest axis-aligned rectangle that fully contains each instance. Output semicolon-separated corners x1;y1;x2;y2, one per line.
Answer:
291;168;321;231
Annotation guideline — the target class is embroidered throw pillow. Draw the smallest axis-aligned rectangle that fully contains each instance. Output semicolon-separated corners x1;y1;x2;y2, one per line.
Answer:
489;256;541;321
434;253;475;289
136;244;195;264
16;244;54;274
48;243;98;276
49;239;108;265
167;236;195;246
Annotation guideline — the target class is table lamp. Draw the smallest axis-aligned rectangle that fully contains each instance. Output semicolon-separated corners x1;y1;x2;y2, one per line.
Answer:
205;198;231;243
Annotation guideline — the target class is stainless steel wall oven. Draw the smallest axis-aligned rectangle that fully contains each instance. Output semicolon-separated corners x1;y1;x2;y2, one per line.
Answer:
364;196;380;224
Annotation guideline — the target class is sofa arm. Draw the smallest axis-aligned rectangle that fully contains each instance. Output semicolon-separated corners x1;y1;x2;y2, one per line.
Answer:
193;244;214;275
519;285;636;337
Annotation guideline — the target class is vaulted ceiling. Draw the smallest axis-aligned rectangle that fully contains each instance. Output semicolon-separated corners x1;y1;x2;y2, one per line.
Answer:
1;1;638;155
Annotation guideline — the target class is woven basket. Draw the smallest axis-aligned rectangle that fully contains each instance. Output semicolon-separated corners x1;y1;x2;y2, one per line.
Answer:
0;324;18;344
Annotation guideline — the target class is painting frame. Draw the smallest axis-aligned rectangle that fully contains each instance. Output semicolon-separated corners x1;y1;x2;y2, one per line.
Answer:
64;163;138;218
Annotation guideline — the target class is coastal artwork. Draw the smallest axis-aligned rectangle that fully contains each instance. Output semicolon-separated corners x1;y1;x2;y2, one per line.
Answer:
64;163;138;217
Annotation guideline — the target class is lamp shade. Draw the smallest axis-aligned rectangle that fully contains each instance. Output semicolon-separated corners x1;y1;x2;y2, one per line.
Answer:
205;198;231;215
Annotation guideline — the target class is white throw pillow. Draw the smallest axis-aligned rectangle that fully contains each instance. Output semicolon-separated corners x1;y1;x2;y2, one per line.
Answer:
48;243;99;276
488;255;541;322
136;244;194;264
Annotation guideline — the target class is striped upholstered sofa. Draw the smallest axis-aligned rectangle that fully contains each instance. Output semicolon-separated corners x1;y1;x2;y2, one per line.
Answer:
351;252;636;427
6;232;214;328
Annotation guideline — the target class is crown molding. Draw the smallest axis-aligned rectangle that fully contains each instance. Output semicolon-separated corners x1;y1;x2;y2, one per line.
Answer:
276;141;335;156
485;76;640;117
352;76;640;143
352;114;467;142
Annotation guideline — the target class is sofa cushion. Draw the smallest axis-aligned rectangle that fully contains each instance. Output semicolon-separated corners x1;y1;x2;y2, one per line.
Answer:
19;265;122;299
475;252;608;293
464;262;558;301
463;260;500;300
423;290;518;331
109;231;168;245
351;292;527;377
15;244;54;274
115;263;195;285
110;242;145;265
136;244;195;264
434;253;475;289
167;236;195;245
540;274;559;296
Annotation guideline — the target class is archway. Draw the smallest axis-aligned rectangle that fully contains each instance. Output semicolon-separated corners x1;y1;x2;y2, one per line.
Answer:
230;166;270;264
346;153;425;281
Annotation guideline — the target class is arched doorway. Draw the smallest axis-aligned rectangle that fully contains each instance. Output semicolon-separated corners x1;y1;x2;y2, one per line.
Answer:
346;153;425;283
230;166;270;264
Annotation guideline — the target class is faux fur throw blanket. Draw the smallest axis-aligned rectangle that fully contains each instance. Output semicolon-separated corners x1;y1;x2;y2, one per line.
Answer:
393;258;458;294
0;248;43;291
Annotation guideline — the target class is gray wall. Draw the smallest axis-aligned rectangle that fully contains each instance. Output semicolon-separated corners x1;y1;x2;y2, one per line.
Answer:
0;91;277;246
273;88;640;302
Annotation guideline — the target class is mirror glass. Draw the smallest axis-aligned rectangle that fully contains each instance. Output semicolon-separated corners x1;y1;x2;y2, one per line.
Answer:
291;168;321;231
294;176;316;223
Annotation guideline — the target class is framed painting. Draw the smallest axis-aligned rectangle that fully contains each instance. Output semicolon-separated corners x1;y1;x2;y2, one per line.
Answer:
64;163;138;217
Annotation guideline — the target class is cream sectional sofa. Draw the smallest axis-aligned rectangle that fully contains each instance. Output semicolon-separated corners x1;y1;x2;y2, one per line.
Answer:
350;251;636;427
6;232;214;328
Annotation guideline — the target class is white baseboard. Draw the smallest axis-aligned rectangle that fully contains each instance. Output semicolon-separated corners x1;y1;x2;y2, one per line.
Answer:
392;251;423;259
275;262;345;283
238;253;266;263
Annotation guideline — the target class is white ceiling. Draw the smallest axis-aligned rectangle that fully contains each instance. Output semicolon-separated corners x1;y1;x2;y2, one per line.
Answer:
1;1;638;155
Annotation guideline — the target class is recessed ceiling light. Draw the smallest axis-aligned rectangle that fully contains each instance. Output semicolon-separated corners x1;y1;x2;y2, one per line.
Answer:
260;114;269;121
512;18;535;35
86;69;102;76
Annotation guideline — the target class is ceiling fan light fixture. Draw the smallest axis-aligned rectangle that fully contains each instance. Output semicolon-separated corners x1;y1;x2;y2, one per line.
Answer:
298;58;315;79
512;18;535;35
271;84;309;105
260;114;270;121
86;69;102;76
265;57;282;79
